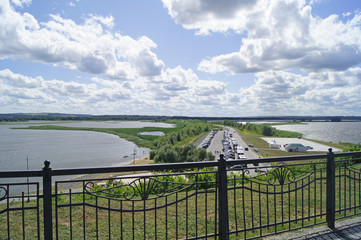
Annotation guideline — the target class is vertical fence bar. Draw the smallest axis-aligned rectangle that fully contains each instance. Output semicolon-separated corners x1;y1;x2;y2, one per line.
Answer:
326;148;335;229
37;184;40;239
218;154;229;240
69;189;73;240
55;183;58;240
22;192;25;240
42;160;53;240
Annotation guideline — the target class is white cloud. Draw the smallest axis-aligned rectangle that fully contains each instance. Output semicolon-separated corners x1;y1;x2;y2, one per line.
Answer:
0;69;42;88
343;12;352;17
2;66;360;116
11;0;31;8
163;0;361;74
0;0;164;79
0;68;240;116
162;0;260;35
67;2;76;7
238;69;361;116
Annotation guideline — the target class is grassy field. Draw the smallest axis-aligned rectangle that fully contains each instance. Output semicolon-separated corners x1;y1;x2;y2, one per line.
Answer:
2;167;360;239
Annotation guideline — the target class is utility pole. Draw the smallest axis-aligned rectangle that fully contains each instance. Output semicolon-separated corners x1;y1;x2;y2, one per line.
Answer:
133;147;137;165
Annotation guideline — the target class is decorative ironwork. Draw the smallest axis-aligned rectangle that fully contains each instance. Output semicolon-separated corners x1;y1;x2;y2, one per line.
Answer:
2;150;361;239
0;186;8;201
267;166;296;185
84;175;197;201
345;161;361;173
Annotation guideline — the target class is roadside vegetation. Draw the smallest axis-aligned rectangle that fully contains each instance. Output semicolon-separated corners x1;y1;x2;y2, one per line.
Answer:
150;120;215;163
219;120;302;138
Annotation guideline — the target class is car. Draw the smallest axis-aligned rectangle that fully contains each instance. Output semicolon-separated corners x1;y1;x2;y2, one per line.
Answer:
238;155;247;159
229;164;247;170
248;144;254;147
245;147;249;151
237;149;244;154
255;168;267;173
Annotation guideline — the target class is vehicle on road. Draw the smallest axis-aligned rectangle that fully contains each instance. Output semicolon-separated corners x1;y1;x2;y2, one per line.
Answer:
255;168;267;173
229;164;247;170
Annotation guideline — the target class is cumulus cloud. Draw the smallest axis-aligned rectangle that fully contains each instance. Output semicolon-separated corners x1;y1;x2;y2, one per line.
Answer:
0;69;42;88
67;2;76;7
343;12;352;17
238;69;361;116
163;0;361;74
0;0;164;79
10;0;31;8
2;65;360;116
162;0;259;35
0;68;240;116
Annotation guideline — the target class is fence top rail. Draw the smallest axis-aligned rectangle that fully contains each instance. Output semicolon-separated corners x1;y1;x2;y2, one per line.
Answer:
0;170;43;178
1;151;360;178
51;161;220;176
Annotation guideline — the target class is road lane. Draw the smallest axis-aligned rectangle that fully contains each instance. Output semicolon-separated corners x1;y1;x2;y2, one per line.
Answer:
197;127;272;176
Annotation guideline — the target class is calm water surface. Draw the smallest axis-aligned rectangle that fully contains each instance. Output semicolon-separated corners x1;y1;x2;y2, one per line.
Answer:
0;121;176;196
273;122;361;144
0;121;174;171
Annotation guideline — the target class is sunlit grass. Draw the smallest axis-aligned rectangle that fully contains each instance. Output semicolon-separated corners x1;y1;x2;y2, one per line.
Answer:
2;167;360;239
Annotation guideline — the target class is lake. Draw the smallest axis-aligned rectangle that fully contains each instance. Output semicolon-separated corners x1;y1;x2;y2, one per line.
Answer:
0;121;175;196
273;122;361;144
0;121;174;171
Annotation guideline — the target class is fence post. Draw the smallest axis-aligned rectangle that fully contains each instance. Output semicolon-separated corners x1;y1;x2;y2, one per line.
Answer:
218;154;229;240
326;148;335;229
42;160;53;240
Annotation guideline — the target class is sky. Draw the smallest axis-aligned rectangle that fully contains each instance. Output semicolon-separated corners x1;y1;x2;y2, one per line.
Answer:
0;0;360;117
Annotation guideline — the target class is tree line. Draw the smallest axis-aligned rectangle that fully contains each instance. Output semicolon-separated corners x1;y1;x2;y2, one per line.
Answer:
150;120;215;163
217;120;277;136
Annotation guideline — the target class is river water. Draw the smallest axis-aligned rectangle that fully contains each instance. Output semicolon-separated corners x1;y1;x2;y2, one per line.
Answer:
273;122;361;144
0;121;174;197
0;121;174;172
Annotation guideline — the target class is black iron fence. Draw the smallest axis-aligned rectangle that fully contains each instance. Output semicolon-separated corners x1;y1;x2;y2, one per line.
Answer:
1;149;361;239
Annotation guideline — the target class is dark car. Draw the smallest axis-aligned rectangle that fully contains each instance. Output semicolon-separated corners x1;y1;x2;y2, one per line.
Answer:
229;164;247;170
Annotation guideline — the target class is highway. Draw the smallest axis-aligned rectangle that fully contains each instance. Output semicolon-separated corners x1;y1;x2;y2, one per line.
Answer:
198;127;271;176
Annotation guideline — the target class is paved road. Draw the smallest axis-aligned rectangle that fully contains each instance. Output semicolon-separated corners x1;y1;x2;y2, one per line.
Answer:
197;127;271;176
264;216;361;240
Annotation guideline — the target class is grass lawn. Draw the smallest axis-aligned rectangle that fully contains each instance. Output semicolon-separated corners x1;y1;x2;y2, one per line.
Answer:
2;167;360;239
237;129;347;158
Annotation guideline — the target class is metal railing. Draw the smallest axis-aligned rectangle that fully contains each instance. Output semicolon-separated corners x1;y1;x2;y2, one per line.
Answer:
1;149;361;239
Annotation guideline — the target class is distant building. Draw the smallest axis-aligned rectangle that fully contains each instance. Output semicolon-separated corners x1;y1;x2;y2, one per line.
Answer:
284;143;307;152
269;140;281;149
